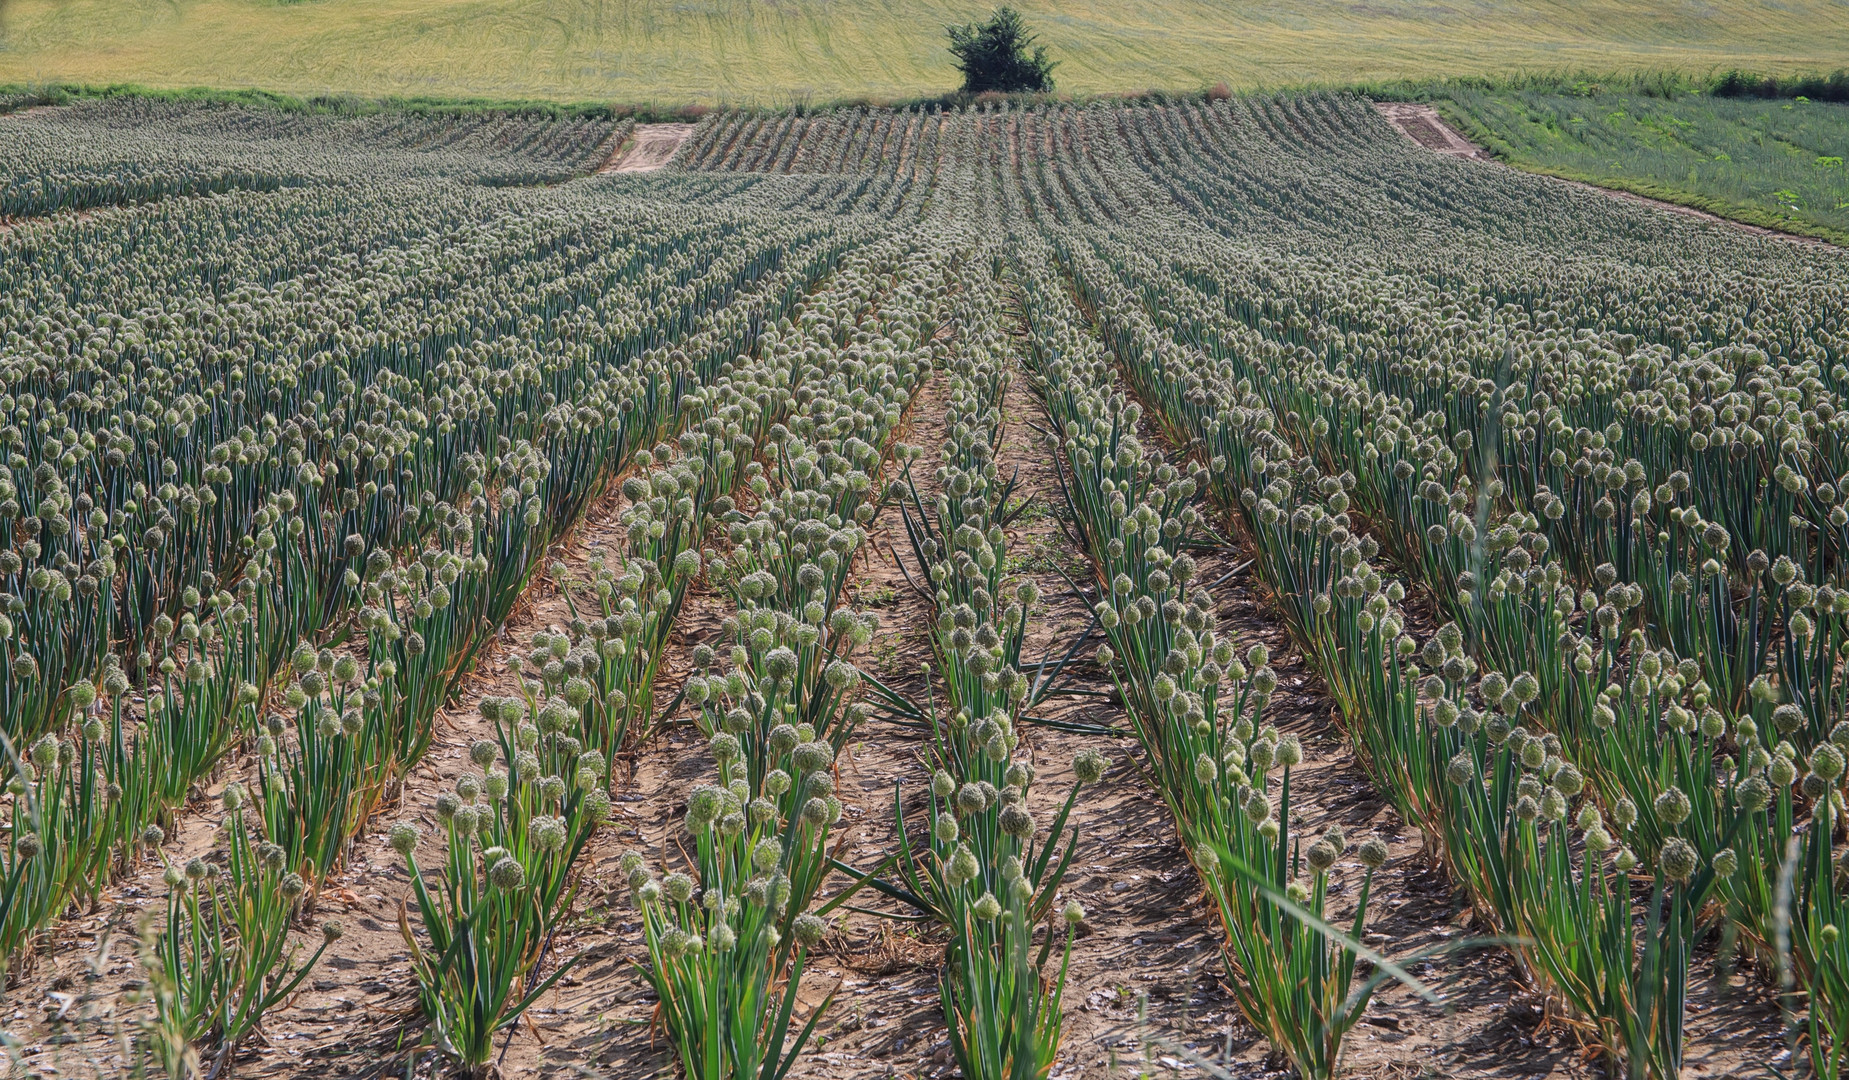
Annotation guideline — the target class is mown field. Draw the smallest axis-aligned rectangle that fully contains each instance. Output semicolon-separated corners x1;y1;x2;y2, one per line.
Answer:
2;94;1847;1080
1437;83;1849;243
2;0;1849;103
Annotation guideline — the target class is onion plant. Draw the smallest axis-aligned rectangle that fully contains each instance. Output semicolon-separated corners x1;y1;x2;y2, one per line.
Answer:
145;783;341;1077
391;680;611;1078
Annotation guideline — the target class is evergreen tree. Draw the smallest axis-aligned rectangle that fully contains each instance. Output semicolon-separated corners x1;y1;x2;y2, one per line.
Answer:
947;7;1056;94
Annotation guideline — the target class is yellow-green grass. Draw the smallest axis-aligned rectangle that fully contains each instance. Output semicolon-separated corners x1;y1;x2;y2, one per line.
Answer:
2;0;1848;106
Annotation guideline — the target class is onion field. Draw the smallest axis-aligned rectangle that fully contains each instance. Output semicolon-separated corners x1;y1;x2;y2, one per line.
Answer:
1;92;1846;1079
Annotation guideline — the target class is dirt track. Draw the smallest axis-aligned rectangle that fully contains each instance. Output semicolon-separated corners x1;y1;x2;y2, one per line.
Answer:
600;123;696;174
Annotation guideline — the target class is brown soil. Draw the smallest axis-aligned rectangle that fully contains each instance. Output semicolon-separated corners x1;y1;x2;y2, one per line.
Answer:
1373;104;1489;161
1372;102;1840;251
601;124;696;174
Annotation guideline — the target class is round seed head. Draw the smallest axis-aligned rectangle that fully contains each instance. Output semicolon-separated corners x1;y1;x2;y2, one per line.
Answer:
1736;776;1773;812
948;843;980;885
824;660;858;690
1815;743;1846;782
972;892;1002;921
1774;703;1805;735
390;821;423;858
1063;900;1086;925
1551;763;1585;797
999;803;1035;839
687;785;723;826
539;699;573;734
1510;672;1539;705
1658;837;1699;883
1773;555;1800;586
764;647;798;680
30;734;58;769
1358;838;1389;869
1654;787;1692;827
663;872;695;904
793;913;827;947
751;837;784;874
1073;749;1108;785
322;920;345;944
1306;840;1339;874
792;741;833;775
489;857;526;891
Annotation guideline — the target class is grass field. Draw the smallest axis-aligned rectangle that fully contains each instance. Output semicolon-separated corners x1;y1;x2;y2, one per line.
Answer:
2;0;1849;104
1437;85;1849;243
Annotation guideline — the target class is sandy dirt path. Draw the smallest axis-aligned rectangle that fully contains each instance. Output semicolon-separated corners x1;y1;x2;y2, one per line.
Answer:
600;124;696;174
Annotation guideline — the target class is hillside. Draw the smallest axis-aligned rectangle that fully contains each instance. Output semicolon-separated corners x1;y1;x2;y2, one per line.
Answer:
2;0;1848;104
